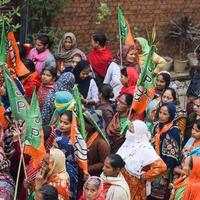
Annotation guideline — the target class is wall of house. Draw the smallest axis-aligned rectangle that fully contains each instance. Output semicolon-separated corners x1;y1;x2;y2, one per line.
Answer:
52;0;200;57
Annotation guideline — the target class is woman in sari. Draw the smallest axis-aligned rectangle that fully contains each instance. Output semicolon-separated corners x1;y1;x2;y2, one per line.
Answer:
41;72;75;125
35;148;70;200
79;176;105;200
104;44;138;99
117;120;167;200
150;102;181;199
57;32;86;68
106;93;133;153
55;110;78;200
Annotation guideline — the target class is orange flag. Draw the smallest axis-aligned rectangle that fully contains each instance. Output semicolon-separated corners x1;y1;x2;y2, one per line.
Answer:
7;32;30;77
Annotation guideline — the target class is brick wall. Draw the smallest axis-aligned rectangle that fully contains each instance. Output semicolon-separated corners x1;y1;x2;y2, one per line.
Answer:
52;0;200;57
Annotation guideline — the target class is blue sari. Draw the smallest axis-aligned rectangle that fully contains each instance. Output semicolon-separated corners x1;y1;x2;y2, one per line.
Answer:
55;129;78;200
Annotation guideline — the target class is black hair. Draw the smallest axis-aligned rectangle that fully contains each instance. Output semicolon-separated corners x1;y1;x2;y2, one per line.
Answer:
162;87;177;102
194;118;200;130
157;72;171;88
23;59;35;72
38;185;58;200
73;60;90;82
18;44;27;59
92;32;107;47
37;34;52;49
60;110;72;123
121;67;128;77
190;156;193;170
41;66;57;80
108;154;125;169
99;84;114;99
43;125;52;141
124;93;133;106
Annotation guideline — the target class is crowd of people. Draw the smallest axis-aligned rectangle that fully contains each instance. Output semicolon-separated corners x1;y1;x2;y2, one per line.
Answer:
0;31;199;200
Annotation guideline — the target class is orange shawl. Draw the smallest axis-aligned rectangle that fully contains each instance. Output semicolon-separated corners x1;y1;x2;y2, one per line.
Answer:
153;122;173;155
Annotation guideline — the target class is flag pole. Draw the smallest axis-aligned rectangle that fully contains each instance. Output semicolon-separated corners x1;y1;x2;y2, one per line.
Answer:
13;143;24;200
118;5;123;68
13;121;30;199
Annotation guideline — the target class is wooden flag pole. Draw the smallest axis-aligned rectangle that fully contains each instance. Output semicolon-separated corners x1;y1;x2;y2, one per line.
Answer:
13;144;23;200
13;122;29;200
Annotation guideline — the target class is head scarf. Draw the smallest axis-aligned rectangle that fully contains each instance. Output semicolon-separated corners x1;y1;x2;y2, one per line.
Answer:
153;102;176;155
117;120;160;177
183;156;200;200
55;91;75;115
81;176;105;200
113;44;137;67
73;60;92;99
135;37;150;57
47;148;69;180
160;102;176;123
145;99;159;132
57;32;86;67
83;109;109;144
118;67;138;98
41;72;75;125
158;71;171;89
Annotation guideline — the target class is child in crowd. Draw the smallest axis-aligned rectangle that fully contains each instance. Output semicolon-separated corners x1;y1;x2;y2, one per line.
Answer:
37;66;57;110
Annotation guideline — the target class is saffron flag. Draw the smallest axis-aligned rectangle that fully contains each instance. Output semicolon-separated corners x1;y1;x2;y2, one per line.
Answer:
3;64;28;120
7;32;30;77
118;6;135;46
73;85;86;140
132;45;156;114
70;114;88;174
23;89;46;167
0;18;7;63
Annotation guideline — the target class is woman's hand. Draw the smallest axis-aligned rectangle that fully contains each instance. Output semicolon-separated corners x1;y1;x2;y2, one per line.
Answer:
24;179;34;191
35;166;47;190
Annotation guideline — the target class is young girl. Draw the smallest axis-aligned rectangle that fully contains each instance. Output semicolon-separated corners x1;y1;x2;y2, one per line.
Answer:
96;84;114;129
118;67;138;99
37;66;57;110
73;60;99;106
79;176;105;200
